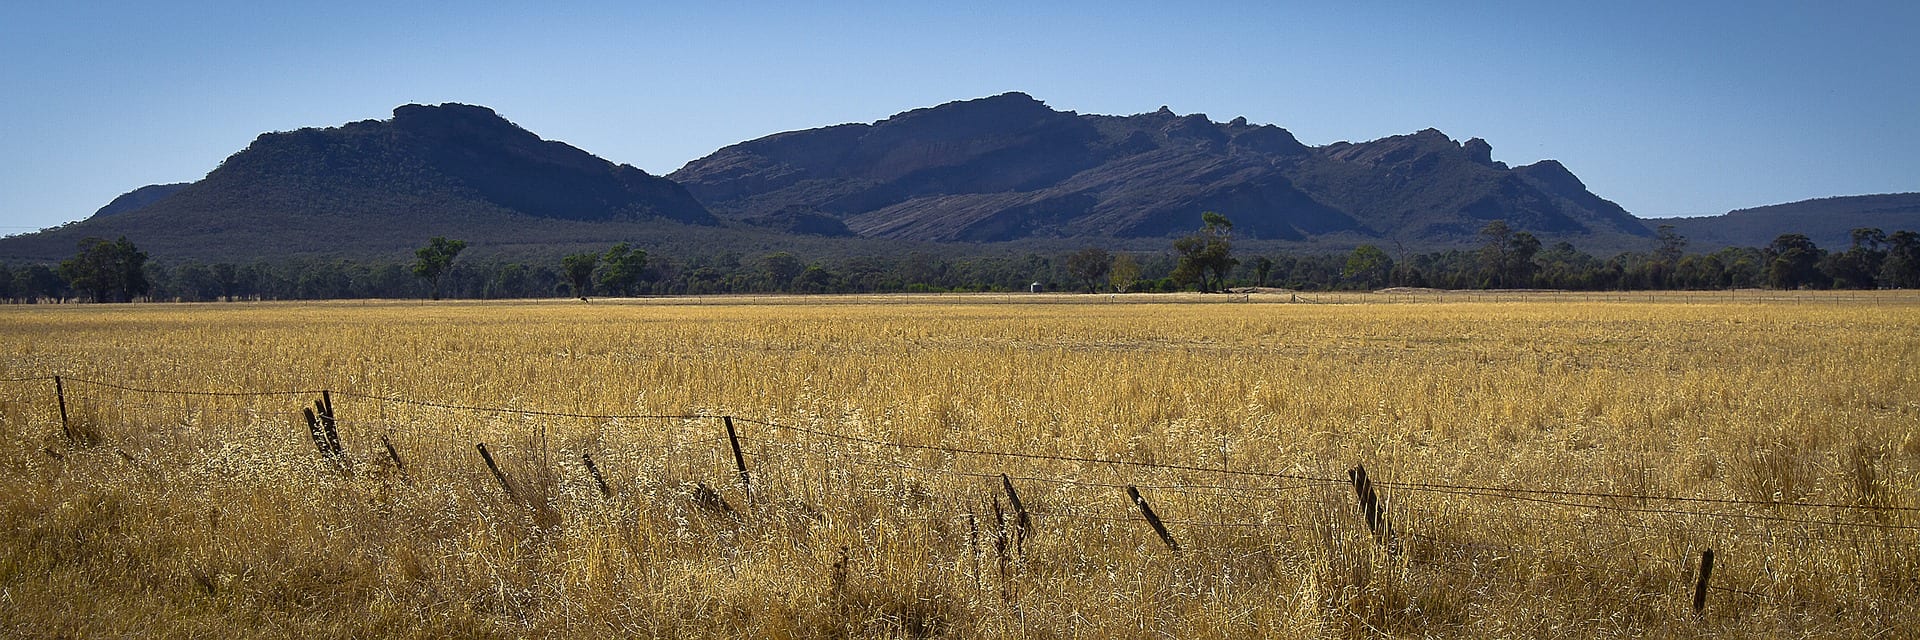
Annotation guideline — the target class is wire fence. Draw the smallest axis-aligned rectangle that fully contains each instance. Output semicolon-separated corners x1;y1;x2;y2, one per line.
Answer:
11;373;1916;617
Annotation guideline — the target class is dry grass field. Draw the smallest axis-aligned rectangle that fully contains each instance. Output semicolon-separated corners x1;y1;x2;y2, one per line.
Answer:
2;291;1916;638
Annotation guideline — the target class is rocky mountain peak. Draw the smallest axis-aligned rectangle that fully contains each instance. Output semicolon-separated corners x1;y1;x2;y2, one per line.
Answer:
1463;138;1495;165
1516;159;1583;192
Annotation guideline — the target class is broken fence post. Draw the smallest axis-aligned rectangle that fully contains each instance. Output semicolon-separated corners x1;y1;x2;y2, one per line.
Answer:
302;408;331;458
967;510;983;589
581;452;612;498
317;392;344;458
1000;473;1031;553
476;442;515;500
690;481;736;515
380;433;406;472
1127;485;1180;551
992;498;1011;586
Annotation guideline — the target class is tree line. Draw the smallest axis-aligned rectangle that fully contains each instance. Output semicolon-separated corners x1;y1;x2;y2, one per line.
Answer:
5;220;1919;303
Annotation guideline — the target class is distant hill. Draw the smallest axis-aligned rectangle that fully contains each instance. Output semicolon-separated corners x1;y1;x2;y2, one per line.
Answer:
90;183;190;218
671;92;1652;246
0;104;715;262
1657;193;1920;250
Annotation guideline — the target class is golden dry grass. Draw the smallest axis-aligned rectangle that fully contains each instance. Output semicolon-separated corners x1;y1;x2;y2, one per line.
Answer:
2;291;1917;638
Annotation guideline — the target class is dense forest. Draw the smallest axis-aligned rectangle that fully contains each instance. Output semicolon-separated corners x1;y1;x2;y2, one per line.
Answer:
4;221;1917;303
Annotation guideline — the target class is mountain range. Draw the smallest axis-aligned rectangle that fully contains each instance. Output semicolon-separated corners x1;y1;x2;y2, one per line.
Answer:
0;95;1910;263
670;92;1649;245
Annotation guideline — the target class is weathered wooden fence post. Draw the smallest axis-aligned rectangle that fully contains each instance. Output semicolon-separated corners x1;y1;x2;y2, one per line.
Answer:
581;452;612;498
1000;473;1031;553
380;433;406;472
1127;485;1180;551
992;498;1011;587
53;375;73;444
476;442;515;499
302;408;331;457
724;416;750;498
966;509;983;589
1348;464;1390;542
317;391;344;458
1693;548;1715;615
690;481;736;515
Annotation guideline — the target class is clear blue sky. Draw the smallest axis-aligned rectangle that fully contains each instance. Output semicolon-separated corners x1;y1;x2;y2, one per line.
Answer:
3;1;1915;235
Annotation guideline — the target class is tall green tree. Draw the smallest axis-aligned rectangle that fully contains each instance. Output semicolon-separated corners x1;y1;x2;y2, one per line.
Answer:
1109;253;1142;293
211;263;241;300
1765;233;1824;289
760;252;805;291
1342;244;1394;289
1882;230;1920;288
411;237;466;300
16;264;67;302
1065;247;1112;293
1251;256;1274;287
561;252;600;298
1173;212;1236;292
1822;227;1885;289
1654;224;1688;264
1477;221;1541;288
597;243;649;296
59;236;149;302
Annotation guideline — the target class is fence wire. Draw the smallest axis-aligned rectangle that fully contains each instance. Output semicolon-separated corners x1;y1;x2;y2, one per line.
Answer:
37;374;1920;525
21;370;1919;616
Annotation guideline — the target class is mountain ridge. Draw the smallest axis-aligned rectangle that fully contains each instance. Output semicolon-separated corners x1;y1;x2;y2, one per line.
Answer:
1658;192;1920;249
669;92;1651;245
4;94;1909;265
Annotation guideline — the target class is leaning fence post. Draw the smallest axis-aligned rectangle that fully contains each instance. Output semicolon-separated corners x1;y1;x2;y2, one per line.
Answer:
581;453;612;498
1127;485;1180;551
53;375;73;444
1693;548;1715;614
724;416;750;497
302;408;330;457
380;433;406;472
317;391;344;458
992;498;1011;584
690;481;736;515
1348;464;1390;542
1000;473;1031;553
966;509;984;589
476;442;515;500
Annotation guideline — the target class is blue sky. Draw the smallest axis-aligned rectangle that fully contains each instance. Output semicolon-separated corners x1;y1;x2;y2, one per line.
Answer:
2;1;1915;235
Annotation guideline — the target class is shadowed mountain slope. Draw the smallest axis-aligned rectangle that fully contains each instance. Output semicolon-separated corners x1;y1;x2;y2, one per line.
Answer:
1657;193;1920;249
671;92;1651;245
15;94;1886;265
0;104;714;261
